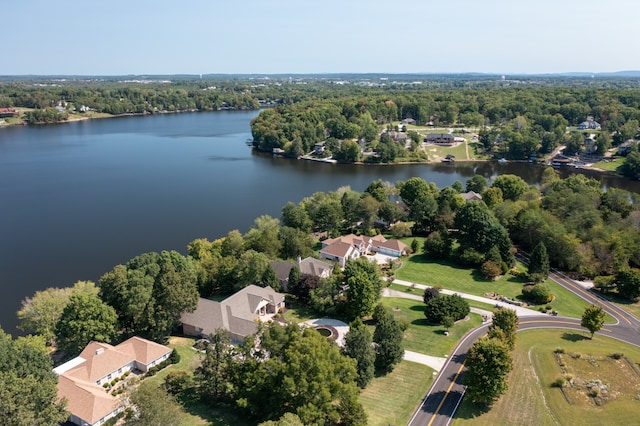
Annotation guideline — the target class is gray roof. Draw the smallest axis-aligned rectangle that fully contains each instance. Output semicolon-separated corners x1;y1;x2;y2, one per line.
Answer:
181;285;284;339
269;260;294;281
299;257;333;277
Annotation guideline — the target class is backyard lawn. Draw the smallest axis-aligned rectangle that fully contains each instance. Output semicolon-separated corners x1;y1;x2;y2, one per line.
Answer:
360;360;434;426
380;297;483;356
453;329;640;426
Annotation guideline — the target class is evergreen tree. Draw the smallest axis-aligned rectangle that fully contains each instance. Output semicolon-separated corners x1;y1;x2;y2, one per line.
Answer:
528;242;550;282
342;318;375;388
287;265;301;294
373;308;404;372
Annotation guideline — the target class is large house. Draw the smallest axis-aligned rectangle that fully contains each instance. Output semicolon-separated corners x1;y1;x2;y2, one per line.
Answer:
181;285;285;342
425;133;455;145
298;256;334;278
54;337;172;426
578;119;601;130
319;234;409;267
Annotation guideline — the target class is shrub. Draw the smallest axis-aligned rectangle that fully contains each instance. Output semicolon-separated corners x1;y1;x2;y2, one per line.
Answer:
458;248;484;266
554;348;565;354
552;377;566;388
103;382;109;389
163;370;192;395
481;260;502;279
611;352;624;360
170;348;181;364
522;283;553;304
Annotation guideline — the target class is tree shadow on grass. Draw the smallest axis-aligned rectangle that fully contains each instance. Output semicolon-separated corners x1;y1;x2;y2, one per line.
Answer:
410;304;426;312
561;332;589;342
411;318;431;327
454;399;493;419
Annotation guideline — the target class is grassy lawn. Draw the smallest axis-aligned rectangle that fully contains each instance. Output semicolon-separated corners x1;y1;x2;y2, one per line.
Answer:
395;254;603;319
425;141;469;160
591;159;621;172
360;360;434;426
380;297;483;357
453;329;640;426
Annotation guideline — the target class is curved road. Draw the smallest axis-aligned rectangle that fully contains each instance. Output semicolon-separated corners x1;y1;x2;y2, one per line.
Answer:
408;267;640;426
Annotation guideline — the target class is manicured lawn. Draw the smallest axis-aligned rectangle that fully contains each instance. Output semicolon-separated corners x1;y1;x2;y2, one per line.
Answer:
453;329;640;426
395;254;603;319
380;297;483;357
425;141;469;160
360;360;434;426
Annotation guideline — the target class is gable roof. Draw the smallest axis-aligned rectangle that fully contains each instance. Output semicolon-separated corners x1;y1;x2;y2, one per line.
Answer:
372;238;409;252
319;242;356;258
66;342;135;383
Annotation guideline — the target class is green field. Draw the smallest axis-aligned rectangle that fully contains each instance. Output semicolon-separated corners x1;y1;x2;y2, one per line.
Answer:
360;360;434;426
591;158;621;172
380;297;483;356
454;329;640;426
395;254;605;319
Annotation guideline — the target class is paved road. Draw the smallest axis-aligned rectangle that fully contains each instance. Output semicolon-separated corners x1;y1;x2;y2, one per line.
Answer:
407;266;640;426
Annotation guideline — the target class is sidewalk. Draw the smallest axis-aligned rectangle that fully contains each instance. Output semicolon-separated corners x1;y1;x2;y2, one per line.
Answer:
403;350;447;371
391;279;546;317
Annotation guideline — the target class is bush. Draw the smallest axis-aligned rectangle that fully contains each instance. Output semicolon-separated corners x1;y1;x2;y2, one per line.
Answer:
458;248;484;266
554;348;565;354
552;377;566;388
163;370;192;395
522;283;553;304
611;352;624;360
481;260;502;279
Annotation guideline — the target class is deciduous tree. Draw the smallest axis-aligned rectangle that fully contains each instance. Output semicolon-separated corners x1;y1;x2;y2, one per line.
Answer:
342;318;375;388
581;304;605;339
463;337;513;406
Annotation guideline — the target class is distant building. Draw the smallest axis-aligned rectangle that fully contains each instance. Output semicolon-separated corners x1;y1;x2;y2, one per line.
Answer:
425;133;455;145
578;119;601;130
0;107;18;118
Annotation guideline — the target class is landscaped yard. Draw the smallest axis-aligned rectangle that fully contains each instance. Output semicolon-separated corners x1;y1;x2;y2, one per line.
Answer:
380;297;483;356
453;329;640;425
395;254;605;319
360;360;434;426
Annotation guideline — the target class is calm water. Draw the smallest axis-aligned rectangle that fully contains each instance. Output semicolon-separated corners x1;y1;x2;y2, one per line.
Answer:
1;111;639;336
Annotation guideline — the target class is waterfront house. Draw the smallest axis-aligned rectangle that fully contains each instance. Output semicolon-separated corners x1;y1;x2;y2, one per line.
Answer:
425;133;455;145
269;260;294;291
298;256;334;278
54;337;172;426
181;285;285;342
578;119;601;130
319;233;408;267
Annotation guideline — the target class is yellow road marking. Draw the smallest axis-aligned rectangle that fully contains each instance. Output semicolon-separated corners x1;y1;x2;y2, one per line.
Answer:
427;363;465;426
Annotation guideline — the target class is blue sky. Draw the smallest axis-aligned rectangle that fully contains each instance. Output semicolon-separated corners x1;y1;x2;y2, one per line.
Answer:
4;0;637;75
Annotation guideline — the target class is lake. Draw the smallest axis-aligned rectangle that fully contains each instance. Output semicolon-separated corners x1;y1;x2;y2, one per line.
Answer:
1;110;638;336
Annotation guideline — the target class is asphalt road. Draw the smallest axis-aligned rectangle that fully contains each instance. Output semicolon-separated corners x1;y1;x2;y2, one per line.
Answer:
408;266;640;426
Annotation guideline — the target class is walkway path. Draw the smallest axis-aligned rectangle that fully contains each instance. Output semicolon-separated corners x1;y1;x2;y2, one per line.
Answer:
391;279;547;317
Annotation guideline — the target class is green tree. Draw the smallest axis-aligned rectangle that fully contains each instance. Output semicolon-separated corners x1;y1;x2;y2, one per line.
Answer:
615;268;640;300
373;306;404;372
259;413;305;426
491;174;528;201
488;307;519;349
221;229;245;257
581;304;606;339
342;318;375;388
621;150;640;179
17;280;99;346
0;329;68;426
335;140;361;163
55;293;118;356
466;174;487;193
281;202;313;233
278;226;314;260
287;265;301;294
521;283;553;304
245;215;282;258
463;337;513;406
196;329;235;402
126;382;189;426
424;294;470;324
344;258;382;319
99;250;199;341
528;242;550;282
